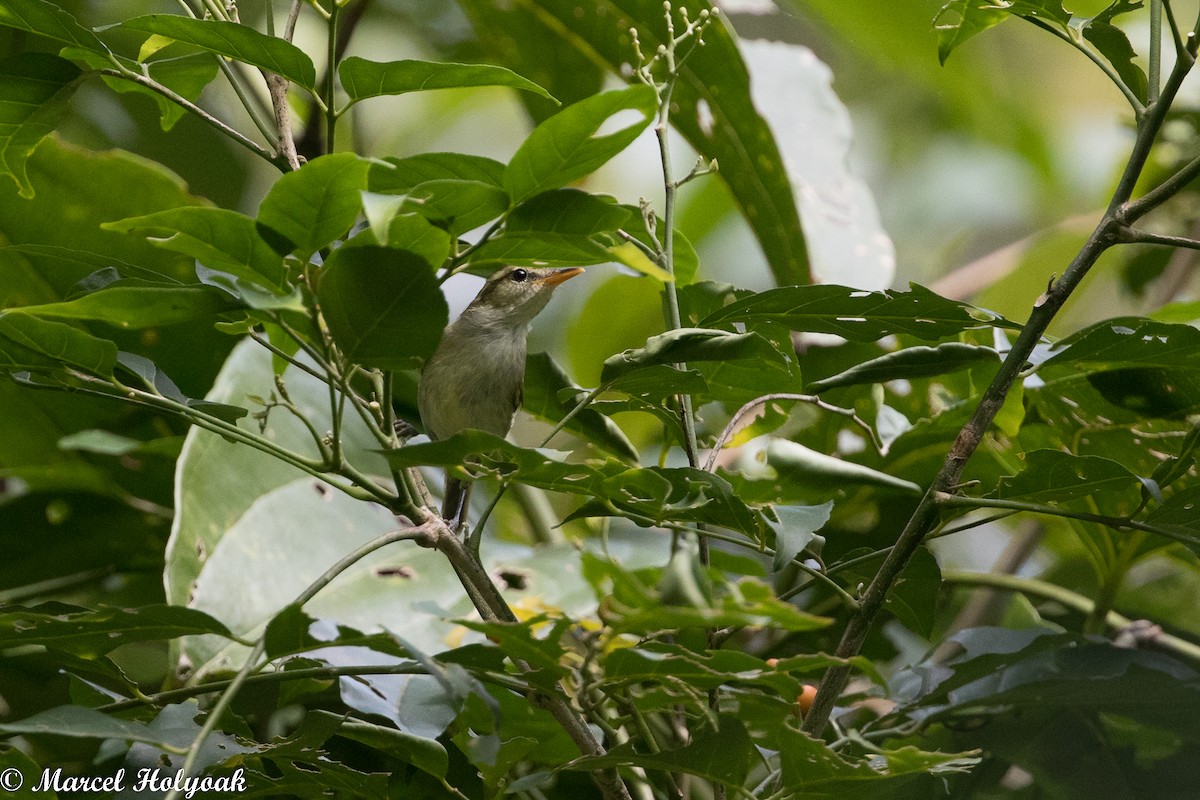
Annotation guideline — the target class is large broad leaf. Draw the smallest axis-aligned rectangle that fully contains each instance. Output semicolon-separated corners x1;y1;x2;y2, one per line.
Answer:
570;716;755;786
0;0;108;54
998;450;1144;510
934;0;1071;64
316;246;448;369
901;628;1200;740
505;85;656;204
0;604;232;657
0;311;116;375
468;0;812;285
523;352;638;462
337;56;555;109
739;39;894;289
118;15;317;90
0;53;81;198
471;189;689;282
600;328;793;384
105;207;287;290
776;726;978;795
18;285;240;328
807;343;1000;393
457;0;604;123
256;153;370;261
1043;318;1200;369
369;152;509;237
702;283;1017;341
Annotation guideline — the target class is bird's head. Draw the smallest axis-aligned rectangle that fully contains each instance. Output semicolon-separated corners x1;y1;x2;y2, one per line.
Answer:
463;266;585;329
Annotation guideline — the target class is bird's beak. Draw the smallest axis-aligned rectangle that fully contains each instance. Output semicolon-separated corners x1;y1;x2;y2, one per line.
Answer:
539;267;585;287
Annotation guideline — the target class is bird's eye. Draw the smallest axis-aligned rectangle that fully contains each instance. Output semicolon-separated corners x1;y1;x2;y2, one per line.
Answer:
509;268;528;282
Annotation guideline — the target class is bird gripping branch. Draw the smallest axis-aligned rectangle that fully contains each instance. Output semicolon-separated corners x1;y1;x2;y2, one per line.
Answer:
418;265;584;528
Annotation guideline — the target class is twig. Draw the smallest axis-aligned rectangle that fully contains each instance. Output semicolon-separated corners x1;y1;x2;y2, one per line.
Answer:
703;393;883;472
95;69;289;171
941;569;1200;664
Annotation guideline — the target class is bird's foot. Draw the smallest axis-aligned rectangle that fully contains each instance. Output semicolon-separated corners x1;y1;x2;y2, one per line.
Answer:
393;419;417;444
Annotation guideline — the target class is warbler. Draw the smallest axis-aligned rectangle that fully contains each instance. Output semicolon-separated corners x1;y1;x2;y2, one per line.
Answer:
418;265;584;525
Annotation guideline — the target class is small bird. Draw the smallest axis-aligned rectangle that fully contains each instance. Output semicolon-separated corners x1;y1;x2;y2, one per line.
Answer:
418;265;584;527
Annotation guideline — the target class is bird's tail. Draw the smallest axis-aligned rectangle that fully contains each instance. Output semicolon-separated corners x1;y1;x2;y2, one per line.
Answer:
441;473;472;530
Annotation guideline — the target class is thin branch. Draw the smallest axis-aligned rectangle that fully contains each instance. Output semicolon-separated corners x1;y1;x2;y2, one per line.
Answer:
935;493;1200;551
95;69;290;171
1025;17;1146;116
1116;225;1200;251
248;330;325;381
704;393;882;473
941;569;1200;665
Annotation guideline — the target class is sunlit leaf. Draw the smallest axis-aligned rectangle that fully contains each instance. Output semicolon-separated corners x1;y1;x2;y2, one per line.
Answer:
256;153;370;261
505;85;656;204
119;15;317;89
702;283;1017;341
338;56;555;109
808;343;999;393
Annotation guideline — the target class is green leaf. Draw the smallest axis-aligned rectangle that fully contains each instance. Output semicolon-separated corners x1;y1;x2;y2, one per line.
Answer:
600;328;792;383
759;438;922;495
117;351;247;422
457;0;603;123
369;152;510;236
371;151;507;191
0;0;108;53
777;725;978;794
317;712;449;780
505;85;656;204
0;705;163;743
256;153;370;261
1142;485;1200;555
105;207;287;290
119;15;317;89
337;56;555;109
0;311;117;375
999;450;1143;509
571;715;754;786
472;190;690;281
0;603;233;656
604;364;709;401
1044;317;1200;369
934;0;1071;64
0;53;81;199
702;283;1017;341
1082;0;1148;104
349;201;451;269
523;352;638;462
808;342;1000;393
317;246;448;369
22;285;240;328
770;501;833;573
65;47;221;132
886;544;941;637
